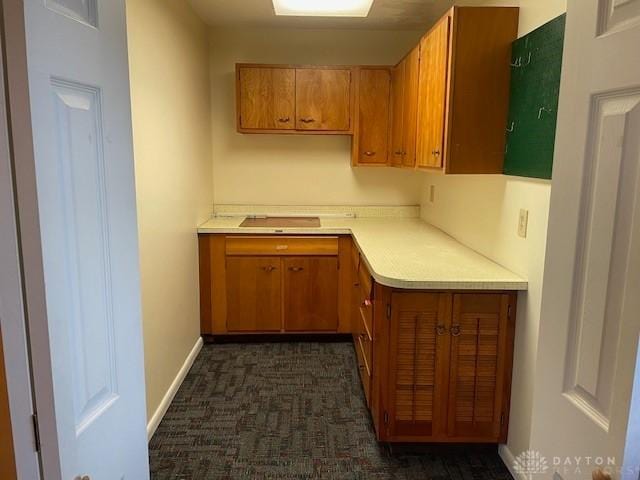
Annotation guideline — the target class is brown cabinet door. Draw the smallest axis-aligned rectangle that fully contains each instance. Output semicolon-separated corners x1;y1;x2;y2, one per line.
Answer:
402;45;420;168
238;67;295;130
447;293;512;441
283;256;339;331
416;16;450;169
356;68;391;165
225;257;282;331
389;62;405;167
387;293;452;439
295;69;351;131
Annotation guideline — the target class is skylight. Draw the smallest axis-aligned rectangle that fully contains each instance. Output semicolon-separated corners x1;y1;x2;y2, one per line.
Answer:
272;0;374;17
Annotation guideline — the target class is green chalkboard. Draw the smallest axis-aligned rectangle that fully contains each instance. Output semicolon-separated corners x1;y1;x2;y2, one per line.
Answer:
504;14;566;179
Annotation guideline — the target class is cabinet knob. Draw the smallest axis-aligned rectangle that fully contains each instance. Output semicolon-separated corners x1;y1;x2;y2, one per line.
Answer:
278;117;290;123
364;151;376;157
261;266;277;273
432;150;441;156
299;117;315;123
450;325;461;337
394;151;403;156
288;266;304;272
435;325;447;336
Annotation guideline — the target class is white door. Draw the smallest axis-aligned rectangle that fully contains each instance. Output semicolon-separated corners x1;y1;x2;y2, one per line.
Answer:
23;1;149;479
531;0;640;479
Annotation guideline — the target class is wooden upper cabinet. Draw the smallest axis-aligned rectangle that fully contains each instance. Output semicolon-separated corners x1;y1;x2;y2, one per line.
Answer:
447;293;513;442
389;62;405;167
388;45;419;169
401;46;420;168
237;65;353;134
416;7;519;173
225;256;282;332
416;17;450;169
353;68;391;166
387;293;452;439
283;256;339;331
296;68;352;131
238;67;295;130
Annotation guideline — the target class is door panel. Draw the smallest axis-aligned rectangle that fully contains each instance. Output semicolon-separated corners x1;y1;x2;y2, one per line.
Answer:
24;0;150;477
388;293;451;439
447;294;510;441
238;67;295;130
296;69;351;131
283;256;339;331
402;46;420;168
226;257;281;332
390;62;405;167
417;17;450;169
533;1;640;477
357;68;391;165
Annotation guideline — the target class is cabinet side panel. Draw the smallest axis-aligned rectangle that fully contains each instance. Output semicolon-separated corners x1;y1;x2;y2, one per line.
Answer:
447;7;519;174
211;235;227;334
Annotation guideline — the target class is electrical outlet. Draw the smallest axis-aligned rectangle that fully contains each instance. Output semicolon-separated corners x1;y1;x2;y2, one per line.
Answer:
518;209;529;238
429;185;436;203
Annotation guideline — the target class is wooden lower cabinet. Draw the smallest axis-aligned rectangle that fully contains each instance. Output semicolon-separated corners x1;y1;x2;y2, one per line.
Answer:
349;246;517;444
283;256;338;331
226;256;282;332
199;234;350;334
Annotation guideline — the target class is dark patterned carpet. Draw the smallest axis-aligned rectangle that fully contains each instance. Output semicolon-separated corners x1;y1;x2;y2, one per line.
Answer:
149;342;513;479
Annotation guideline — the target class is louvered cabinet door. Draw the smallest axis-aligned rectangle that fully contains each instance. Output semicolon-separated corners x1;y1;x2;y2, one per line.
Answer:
447;293;514;441
387;293;452;439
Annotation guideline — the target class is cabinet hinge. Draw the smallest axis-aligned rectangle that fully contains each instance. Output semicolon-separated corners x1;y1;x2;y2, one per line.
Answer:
507;304;512;320
386;303;391;320
32;413;41;452
384;411;389;425
500;412;505;426
337;256;340;270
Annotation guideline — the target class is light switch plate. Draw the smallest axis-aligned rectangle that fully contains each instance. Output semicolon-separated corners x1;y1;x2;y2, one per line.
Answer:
518;209;529;238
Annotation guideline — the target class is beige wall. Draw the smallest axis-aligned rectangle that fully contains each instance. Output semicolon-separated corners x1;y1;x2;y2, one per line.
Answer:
209;28;425;206
420;0;566;465
126;0;212;422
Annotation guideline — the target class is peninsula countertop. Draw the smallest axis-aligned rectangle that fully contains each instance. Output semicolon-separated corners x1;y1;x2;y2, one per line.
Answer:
198;216;528;291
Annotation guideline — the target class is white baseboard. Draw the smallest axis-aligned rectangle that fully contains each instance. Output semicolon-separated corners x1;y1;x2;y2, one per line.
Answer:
147;336;203;441
500;443;526;480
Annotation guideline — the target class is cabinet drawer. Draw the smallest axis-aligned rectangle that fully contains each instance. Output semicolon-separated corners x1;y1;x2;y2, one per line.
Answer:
226;236;338;256
358;259;373;298
355;336;371;405
358;310;373;368
359;297;373;339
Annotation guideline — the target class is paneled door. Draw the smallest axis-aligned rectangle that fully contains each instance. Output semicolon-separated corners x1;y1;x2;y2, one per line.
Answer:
283;257;339;331
447;294;512;442
390;62;405;167
23;0;149;478
226;257;282;332
416;16;450;169
238;67;295;130
387;293;451;439
534;0;640;478
356;68;391;165
296;69;351;131
401;45;420;168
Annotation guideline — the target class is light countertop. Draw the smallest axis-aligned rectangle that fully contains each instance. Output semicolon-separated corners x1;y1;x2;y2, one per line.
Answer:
198;216;528;291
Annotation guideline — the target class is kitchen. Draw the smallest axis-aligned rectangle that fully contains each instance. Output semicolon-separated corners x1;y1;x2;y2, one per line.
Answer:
1;0;639;479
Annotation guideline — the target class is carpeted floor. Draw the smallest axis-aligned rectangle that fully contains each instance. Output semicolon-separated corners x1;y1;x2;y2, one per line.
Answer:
149;342;513;479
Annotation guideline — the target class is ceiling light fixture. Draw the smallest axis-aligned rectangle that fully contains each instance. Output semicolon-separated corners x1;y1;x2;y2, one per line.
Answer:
272;0;374;17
